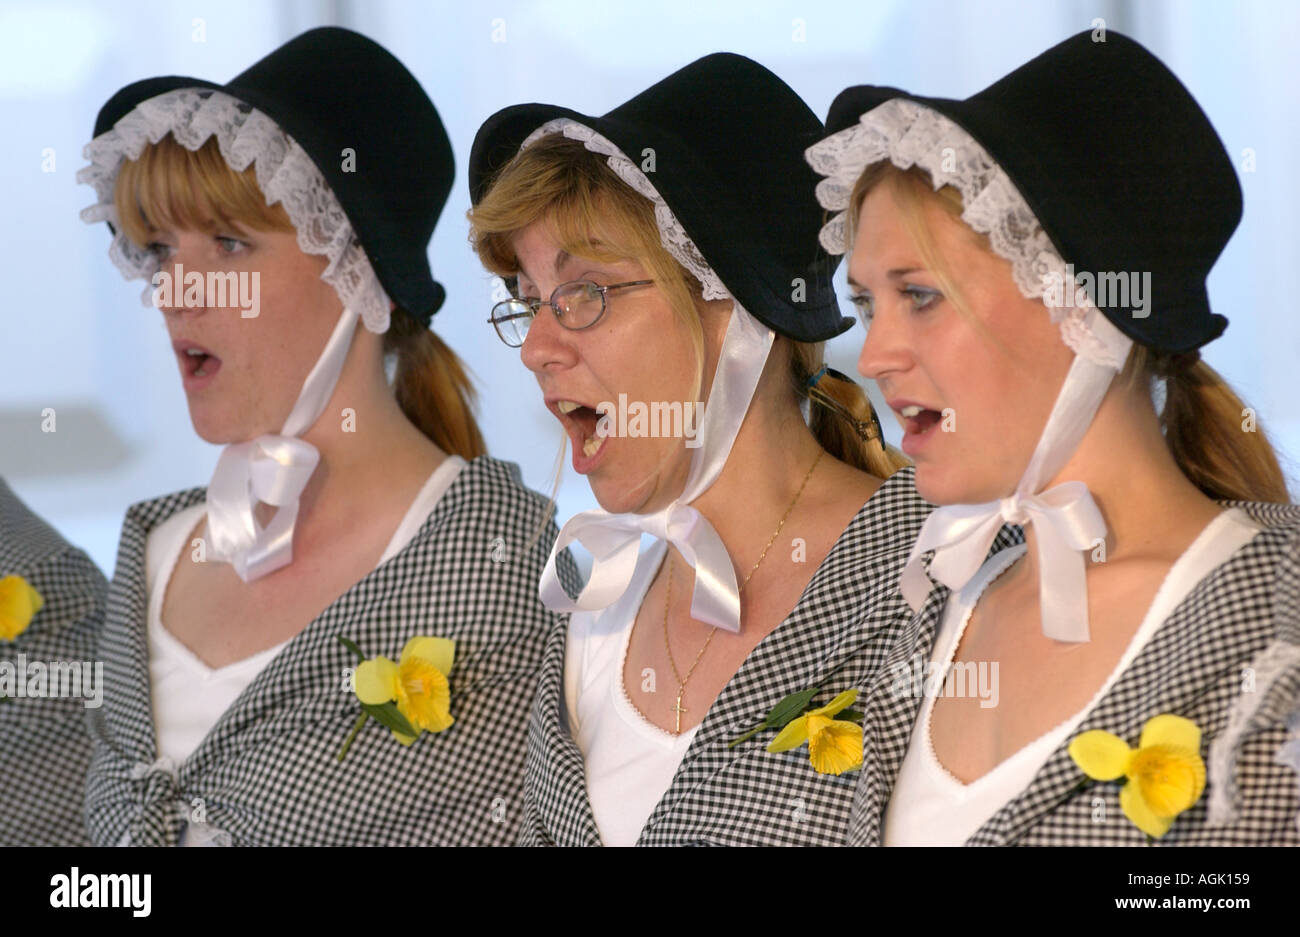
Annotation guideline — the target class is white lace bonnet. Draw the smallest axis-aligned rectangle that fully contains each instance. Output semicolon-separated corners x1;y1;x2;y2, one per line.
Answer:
78;87;393;334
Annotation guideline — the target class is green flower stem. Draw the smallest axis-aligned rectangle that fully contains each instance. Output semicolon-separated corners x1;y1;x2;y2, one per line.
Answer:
336;712;368;762
728;723;764;749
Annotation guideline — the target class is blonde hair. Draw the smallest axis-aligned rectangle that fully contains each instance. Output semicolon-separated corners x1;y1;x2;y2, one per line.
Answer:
846;161;1290;503
468;133;907;479
114;134;485;460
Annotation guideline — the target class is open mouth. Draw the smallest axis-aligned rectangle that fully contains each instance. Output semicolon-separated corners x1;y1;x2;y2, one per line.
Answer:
554;399;607;457
173;340;223;384
898;404;942;436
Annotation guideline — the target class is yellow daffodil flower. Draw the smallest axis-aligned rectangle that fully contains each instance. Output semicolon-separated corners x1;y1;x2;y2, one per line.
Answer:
1068;713;1206;838
0;575;44;641
766;689;863;775
354;636;455;745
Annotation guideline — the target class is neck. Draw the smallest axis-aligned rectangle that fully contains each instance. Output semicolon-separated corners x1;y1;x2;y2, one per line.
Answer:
1015;380;1222;584
256;331;443;530
685;361;823;584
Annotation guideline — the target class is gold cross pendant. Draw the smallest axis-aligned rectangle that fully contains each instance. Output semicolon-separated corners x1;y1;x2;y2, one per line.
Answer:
672;692;688;733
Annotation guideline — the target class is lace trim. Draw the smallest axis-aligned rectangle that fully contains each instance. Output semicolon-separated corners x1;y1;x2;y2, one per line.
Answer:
77;88;392;334
1205;639;1300;826
520;118;731;302
805;98;1131;370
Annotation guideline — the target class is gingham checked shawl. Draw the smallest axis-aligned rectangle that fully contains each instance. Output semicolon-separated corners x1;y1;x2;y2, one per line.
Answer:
516;466;1025;845
848;499;1300;846
0;477;107;846
85;456;581;846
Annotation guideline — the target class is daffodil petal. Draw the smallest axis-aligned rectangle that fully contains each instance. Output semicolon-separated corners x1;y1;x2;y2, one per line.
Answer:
391;728;419;747
395;661;453;733
400;636;455;675
1068;730;1132;781
815;689;859;719
1130;745;1206;816
354;656;399;705
425;710;455;733
766;715;811;753
1120;780;1174;838
808;719;864;775
0;575;44;641
1139;714;1201;754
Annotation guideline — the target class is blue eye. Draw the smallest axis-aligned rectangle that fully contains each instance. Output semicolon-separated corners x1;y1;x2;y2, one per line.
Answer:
145;241;173;262
849;292;874;329
902;286;941;310
216;236;247;254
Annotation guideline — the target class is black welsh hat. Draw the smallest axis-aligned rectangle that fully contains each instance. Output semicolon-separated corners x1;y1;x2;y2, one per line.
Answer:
469;52;852;344
84;26;453;325
818;30;1241;354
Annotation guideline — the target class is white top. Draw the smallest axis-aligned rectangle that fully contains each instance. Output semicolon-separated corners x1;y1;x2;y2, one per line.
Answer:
143;455;466;844
884;507;1263;846
565;538;700;846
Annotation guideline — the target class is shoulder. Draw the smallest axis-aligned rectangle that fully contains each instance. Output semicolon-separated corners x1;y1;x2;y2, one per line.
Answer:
0;477;107;644
408;455;567;583
108;486;206;578
437;456;556;531
838;465;931;557
1195;500;1300;840
0;477;95;575
1205;500;1300;638
120;486;208;543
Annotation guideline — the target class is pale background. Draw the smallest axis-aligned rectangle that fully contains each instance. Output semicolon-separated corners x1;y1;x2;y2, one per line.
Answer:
1;0;1296;575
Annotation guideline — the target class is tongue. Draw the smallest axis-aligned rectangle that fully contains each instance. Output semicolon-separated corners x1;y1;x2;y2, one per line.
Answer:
574;406;601;438
906;409;941;435
192;353;221;376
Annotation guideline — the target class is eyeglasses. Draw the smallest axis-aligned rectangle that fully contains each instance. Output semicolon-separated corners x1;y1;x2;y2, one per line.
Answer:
488;278;654;347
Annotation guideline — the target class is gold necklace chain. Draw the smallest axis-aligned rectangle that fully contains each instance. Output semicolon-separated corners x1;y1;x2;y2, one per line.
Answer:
661;448;824;733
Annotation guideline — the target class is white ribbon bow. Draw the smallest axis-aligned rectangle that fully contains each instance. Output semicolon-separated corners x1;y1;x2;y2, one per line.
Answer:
898;306;1132;643
205;307;359;582
538;302;774;633
900;482;1107;642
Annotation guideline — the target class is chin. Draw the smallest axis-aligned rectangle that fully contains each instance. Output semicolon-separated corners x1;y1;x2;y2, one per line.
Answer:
186;407;251;446
587;460;669;516
912;463;973;507
914;461;1021;508
588;477;645;515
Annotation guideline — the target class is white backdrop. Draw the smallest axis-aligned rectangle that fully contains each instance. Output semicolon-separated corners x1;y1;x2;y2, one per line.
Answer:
1;0;1296;576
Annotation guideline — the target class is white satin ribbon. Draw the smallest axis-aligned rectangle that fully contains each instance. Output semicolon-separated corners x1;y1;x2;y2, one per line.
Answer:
899;306;1132;643
206;306;360;581
538;301;774;633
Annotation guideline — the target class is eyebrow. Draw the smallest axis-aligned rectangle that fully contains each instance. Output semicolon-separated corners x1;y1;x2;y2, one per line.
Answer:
846;267;923;290
518;241;618;285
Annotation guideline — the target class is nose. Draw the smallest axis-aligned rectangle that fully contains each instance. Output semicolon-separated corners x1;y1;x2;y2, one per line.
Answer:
152;242;218;318
856;306;911;384
519;301;577;374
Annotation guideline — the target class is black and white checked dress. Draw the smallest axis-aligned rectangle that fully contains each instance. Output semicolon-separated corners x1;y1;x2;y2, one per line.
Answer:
85;456;580;846
848;500;1300;846
517;466;1022;845
0;477;108;846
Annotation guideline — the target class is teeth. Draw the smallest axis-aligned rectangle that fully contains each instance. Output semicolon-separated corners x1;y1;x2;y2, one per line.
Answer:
185;348;205;356
582;436;601;458
193;366;207;377
556;400;580;414
900;405;924;418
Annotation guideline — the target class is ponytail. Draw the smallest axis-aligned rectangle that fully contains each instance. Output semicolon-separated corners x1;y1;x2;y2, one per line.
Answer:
789;340;911;479
1122;346;1290;502
384;308;487;461
1135;348;1291;503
